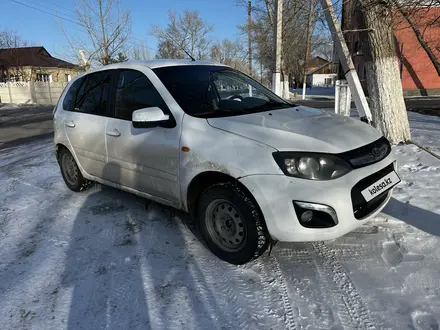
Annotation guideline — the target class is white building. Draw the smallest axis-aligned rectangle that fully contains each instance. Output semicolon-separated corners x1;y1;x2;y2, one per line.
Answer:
306;60;338;87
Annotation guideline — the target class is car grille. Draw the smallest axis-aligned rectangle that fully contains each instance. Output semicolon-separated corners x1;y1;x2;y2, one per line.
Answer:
351;163;394;219
338;136;391;169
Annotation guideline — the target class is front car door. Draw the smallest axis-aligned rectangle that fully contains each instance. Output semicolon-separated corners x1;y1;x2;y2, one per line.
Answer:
63;70;114;178
105;68;181;204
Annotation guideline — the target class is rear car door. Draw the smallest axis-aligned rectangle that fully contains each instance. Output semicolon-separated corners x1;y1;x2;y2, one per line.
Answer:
63;70;114;178
105;69;181;203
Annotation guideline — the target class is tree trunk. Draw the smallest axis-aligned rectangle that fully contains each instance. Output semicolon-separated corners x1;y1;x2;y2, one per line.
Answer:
359;2;411;144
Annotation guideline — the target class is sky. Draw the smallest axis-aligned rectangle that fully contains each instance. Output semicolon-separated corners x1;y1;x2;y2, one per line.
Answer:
0;0;248;61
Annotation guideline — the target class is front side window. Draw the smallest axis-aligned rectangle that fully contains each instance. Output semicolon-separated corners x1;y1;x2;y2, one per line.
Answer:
74;71;112;116
115;69;168;121
63;77;83;111
153;65;291;118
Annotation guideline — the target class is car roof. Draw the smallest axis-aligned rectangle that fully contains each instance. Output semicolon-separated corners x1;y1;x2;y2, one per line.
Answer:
94;59;227;70
68;59;229;83
134;59;226;69
71;59;230;81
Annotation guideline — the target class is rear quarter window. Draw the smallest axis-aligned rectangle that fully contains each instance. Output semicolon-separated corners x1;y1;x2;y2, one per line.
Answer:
62;77;83;111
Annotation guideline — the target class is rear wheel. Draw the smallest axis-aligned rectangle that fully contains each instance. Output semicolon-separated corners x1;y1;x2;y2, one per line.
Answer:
58;148;91;192
197;182;270;264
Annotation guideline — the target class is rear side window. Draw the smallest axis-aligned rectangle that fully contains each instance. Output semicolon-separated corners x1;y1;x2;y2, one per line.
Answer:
74;71;112;116
62;77;83;111
115;69;168;121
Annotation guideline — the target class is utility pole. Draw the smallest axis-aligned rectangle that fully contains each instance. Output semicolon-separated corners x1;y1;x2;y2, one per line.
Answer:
319;0;372;122
302;0;315;100
335;0;351;116
248;1;253;76
272;0;282;96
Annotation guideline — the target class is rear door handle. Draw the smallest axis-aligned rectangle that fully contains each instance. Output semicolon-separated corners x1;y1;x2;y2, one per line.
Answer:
106;129;121;137
65;121;75;128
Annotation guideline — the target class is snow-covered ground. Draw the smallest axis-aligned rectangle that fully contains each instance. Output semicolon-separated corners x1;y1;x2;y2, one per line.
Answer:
408;111;440;155
290;87;335;99
1;113;440;330
349;109;440;155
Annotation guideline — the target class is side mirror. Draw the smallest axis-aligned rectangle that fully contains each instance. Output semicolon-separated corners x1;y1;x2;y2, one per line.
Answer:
132;107;172;128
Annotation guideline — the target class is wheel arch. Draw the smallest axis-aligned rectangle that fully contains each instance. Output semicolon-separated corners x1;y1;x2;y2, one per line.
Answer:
55;143;70;161
185;171;263;219
55;143;89;179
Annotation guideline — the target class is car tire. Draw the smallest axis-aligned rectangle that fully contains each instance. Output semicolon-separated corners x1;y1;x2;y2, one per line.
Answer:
197;182;270;265
58;147;92;192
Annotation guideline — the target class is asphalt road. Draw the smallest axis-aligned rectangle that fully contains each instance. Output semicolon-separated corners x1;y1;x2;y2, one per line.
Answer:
0;104;54;150
294;97;440;114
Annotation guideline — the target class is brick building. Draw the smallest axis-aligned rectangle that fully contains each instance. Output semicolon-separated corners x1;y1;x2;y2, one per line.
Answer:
347;6;440;96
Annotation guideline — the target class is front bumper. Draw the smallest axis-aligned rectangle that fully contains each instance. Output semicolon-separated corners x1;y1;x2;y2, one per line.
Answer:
239;154;396;242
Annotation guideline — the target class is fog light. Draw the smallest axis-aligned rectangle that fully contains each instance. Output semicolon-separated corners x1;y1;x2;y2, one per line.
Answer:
293;201;339;228
301;210;314;223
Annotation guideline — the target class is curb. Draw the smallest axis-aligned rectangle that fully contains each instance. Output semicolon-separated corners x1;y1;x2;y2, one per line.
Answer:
409;140;440;161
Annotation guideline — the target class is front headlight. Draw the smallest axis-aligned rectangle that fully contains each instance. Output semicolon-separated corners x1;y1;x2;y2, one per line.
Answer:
273;152;352;180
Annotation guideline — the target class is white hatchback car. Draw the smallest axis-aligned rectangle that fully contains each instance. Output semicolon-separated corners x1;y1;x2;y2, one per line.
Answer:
53;60;399;264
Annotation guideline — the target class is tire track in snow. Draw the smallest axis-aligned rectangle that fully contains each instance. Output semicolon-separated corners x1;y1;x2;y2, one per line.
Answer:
189;243;293;329
191;254;251;329
312;241;375;329
274;250;338;330
257;256;298;330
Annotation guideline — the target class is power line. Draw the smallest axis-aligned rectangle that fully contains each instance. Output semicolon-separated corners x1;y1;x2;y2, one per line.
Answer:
22;0;78;21
9;0;157;53
40;0;72;12
10;0;83;27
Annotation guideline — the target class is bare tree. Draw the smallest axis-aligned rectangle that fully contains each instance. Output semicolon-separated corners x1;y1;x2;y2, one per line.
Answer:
355;0;411;143
59;0;131;67
131;42;152;60
0;29;26;49
0;29;32;81
312;21;335;61
239;0;314;87
210;38;247;70
340;0;440;143
150;9;214;59
155;39;180;59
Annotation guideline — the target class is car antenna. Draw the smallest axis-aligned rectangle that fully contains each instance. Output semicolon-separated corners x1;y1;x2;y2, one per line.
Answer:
165;33;196;61
182;48;196;62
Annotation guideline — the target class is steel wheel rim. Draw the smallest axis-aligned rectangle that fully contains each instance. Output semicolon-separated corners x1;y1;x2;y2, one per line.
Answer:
61;153;78;186
205;199;247;252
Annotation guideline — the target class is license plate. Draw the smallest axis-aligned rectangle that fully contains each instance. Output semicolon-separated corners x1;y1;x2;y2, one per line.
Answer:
361;171;401;202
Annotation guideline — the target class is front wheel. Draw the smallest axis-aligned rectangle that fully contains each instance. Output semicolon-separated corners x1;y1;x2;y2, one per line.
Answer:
197;182;270;264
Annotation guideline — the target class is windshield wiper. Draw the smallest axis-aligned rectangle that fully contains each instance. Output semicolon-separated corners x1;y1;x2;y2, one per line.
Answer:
249;101;292;112
195;109;240;118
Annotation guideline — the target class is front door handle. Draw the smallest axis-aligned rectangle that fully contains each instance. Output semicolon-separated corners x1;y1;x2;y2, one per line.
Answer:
106;129;121;137
65;121;75;128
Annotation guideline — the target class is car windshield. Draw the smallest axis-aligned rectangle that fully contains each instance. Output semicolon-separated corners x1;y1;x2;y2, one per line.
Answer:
153;65;293;118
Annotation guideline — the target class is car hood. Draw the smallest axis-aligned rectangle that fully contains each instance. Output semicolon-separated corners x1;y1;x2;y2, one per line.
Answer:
207;106;383;153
